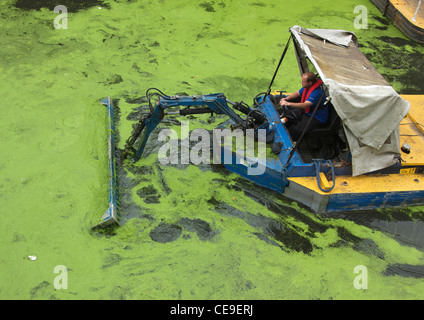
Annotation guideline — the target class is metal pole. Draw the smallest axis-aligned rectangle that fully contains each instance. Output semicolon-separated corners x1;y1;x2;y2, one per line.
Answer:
412;0;422;22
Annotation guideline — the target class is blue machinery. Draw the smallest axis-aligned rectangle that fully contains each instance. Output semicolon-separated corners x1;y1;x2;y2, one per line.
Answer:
94;92;340;228
95;90;424;228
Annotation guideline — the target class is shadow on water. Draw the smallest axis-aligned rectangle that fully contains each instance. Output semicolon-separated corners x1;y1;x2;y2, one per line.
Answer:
329;209;424;278
334;209;424;251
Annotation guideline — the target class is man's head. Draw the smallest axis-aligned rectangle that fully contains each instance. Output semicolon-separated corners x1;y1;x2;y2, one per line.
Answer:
301;72;317;89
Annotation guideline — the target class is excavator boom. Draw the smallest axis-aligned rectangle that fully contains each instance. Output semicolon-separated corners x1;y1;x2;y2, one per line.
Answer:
123;91;267;162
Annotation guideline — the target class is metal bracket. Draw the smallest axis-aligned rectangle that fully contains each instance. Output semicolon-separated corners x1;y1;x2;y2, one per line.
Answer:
313;159;335;193
93;97;120;229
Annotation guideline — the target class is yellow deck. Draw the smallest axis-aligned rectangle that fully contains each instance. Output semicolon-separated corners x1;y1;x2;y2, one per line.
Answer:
288;95;424;195
400;94;424;166
391;0;424;29
288;173;424;195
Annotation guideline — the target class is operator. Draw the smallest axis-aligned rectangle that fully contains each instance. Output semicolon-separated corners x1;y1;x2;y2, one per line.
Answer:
279;72;329;141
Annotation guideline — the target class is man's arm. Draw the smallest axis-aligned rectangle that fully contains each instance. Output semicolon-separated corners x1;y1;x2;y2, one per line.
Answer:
280;91;312;110
281;91;300;102
281;100;313;110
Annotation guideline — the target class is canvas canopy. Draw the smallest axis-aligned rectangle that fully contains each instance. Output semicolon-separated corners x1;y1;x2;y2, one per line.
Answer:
289;25;410;176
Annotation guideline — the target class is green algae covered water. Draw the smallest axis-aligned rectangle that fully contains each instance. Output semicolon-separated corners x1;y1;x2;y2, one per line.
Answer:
1;0;424;300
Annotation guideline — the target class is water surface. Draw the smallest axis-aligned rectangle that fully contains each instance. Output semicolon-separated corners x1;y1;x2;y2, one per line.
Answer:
1;0;424;300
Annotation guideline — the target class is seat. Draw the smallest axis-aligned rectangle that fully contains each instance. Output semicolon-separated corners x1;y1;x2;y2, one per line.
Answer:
303;103;345;160
305;103;340;138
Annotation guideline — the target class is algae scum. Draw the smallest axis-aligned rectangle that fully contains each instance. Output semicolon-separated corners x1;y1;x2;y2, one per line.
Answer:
1;0;424;300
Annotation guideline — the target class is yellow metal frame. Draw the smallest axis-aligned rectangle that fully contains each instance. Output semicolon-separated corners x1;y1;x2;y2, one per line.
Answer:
287;95;424;196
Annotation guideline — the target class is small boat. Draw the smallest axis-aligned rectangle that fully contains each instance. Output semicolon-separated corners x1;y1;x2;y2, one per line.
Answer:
95;26;424;228
371;0;424;43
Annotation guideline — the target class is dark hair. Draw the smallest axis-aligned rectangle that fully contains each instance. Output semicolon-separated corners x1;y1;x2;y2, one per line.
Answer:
304;72;317;83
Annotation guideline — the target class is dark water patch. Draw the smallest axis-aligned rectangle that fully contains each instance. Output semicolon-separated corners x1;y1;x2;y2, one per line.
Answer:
136;186;161;204
30;281;50;299
372;14;390;26
102;253;122;269
211;197;246;219
334;226;385;258
126;105;149;121
210;198;313;253
330;209;391;226
126;164;154;177
125;96;148;105
334;209;424;251
137;186;158;198
253;232;281;248
353;238;385;260
91;223;119;236
265;219;313;254
158;117;182;126
216;178;393;255
199;2;215;12
210;165;234;177
250;2;266;7
150;223;182;243
391;69;424;94
361;36;424;93
368;14;390;31
199;1;225;12
178;218;217;241
114;159;156;222
119;196;153;222
119;166;146;197
374;25;388;31
384;264;424;278
156;165;171;195
149;41;160;48
373;220;424;251
230;178;330;234
102;74;123;85
91;159;154;229
378;36;412;47
14;0;109;12
112;99;122;145
337;226;362;244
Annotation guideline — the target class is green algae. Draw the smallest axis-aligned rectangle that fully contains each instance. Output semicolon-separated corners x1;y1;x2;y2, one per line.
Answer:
1;0;424;301
14;0;109;13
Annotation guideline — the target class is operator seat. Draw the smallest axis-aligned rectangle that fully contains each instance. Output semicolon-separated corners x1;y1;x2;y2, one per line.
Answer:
303;102;344;159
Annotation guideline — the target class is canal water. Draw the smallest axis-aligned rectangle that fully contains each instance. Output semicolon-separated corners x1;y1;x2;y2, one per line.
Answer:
1;0;424;300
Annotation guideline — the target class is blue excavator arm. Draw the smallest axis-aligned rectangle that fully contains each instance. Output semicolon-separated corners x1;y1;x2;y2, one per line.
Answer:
94;91;268;228
123;90;267;162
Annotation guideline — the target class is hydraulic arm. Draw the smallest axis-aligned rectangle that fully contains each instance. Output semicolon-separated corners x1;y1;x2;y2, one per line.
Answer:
122;89;268;162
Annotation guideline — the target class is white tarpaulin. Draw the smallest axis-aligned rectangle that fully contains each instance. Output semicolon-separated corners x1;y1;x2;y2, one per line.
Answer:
290;25;410;176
